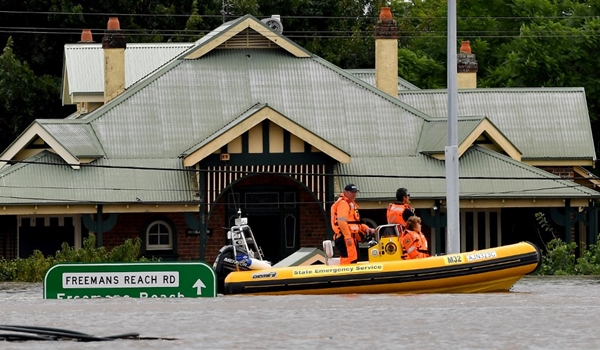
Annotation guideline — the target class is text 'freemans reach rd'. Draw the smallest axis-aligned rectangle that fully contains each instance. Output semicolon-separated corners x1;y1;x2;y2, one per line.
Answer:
62;272;179;288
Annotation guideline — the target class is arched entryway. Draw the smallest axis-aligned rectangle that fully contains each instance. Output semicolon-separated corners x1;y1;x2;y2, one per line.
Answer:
208;173;330;264
224;186;299;264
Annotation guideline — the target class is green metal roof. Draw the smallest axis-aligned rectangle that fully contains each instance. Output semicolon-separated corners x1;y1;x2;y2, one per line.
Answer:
417;117;520;155
337;146;600;200
38;121;105;158
2;15;598;206
0;151;195;204
346;69;421;91
78;48;430;159
399;88;596;161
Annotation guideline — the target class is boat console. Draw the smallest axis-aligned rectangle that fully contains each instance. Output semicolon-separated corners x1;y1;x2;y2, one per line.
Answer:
367;224;403;262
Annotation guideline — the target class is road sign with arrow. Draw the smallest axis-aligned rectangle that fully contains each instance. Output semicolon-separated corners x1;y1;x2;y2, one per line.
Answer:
43;261;217;299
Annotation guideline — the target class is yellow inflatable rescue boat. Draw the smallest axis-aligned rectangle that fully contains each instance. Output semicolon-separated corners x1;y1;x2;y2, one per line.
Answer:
213;215;540;295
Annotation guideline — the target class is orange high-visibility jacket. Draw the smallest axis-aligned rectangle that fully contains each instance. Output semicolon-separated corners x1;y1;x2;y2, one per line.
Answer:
387;202;414;227
331;194;369;240
401;230;430;259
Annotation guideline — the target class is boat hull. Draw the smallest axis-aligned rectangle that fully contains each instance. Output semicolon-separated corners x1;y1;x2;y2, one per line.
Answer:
223;242;541;295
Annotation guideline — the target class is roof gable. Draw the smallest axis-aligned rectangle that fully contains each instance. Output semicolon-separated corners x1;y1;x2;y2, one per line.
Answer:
0;151;195;205
399;88;596;164
337;146;599;200
70;48;429;160
183;16;311;60
0;121;103;170
182;104;350;166
419;117;521;161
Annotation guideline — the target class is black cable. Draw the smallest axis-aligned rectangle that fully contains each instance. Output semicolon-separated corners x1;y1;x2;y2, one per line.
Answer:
0;10;597;20
2;158;593;181
0;325;156;342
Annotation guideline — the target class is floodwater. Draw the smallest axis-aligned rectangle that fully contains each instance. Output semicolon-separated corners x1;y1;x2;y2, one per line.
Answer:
1;276;599;349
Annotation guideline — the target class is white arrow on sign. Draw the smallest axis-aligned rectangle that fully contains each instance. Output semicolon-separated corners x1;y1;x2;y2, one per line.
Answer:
192;279;206;295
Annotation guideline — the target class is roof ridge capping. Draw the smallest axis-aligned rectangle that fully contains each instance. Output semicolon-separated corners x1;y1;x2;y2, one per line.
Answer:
399;86;586;94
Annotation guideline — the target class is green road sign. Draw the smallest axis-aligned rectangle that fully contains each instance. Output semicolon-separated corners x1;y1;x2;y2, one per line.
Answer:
43;261;216;299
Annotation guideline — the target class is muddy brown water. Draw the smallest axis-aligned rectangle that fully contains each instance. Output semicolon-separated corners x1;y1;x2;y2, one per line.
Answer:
1;276;599;349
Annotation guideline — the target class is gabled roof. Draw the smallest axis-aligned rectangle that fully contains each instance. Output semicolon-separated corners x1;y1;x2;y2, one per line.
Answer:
338;145;599;201
346;69;420;91
10;14;430;171
181;103;350;166
2;14;599;208
71;42;431;160
0;151;195;205
183;15;311;59
61;42;194;104
0;121;104;170
418;117;521;161
399;88;596;164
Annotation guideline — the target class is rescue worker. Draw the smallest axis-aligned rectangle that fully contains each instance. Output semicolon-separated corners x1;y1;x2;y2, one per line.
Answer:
330;184;375;264
387;187;415;231
401;216;430;259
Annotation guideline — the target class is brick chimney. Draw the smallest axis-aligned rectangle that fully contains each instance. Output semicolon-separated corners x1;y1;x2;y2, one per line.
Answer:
457;41;478;89
102;17;126;103
375;7;399;98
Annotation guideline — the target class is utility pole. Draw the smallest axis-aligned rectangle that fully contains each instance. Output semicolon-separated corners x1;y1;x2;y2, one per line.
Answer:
446;0;460;254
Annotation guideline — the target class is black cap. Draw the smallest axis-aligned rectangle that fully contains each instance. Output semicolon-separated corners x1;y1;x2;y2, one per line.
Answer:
344;184;359;192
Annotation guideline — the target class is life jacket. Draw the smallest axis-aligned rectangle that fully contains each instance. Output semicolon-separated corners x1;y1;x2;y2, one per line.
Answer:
401;230;430;259
331;194;362;238
387;202;414;231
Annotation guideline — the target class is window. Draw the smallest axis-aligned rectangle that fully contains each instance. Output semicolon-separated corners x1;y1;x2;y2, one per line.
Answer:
146;220;173;250
461;210;501;251
284;214;296;248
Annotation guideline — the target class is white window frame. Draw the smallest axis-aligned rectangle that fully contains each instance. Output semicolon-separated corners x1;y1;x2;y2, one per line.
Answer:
146;220;173;250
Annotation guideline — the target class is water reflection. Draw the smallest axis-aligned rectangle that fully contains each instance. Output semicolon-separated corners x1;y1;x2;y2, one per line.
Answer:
1;277;599;349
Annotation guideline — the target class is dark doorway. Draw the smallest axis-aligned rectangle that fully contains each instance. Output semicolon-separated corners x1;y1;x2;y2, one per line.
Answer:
19;217;75;258
245;213;281;264
225;186;300;264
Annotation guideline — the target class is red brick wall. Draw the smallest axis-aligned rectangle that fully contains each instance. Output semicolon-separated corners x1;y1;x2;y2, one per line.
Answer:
298;190;329;248
538;166;574;179
103;212;201;260
101;175;408;264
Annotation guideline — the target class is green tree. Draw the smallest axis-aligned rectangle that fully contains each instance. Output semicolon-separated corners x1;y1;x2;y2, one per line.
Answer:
0;37;66;151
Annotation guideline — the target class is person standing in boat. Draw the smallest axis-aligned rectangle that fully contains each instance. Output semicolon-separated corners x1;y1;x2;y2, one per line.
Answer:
401;216;430;259
386;187;415;231
331;184;375;264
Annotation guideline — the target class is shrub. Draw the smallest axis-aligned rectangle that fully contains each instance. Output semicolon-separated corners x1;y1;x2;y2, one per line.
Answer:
536;238;577;275
0;234;157;282
575;240;600;275
536;235;600;275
